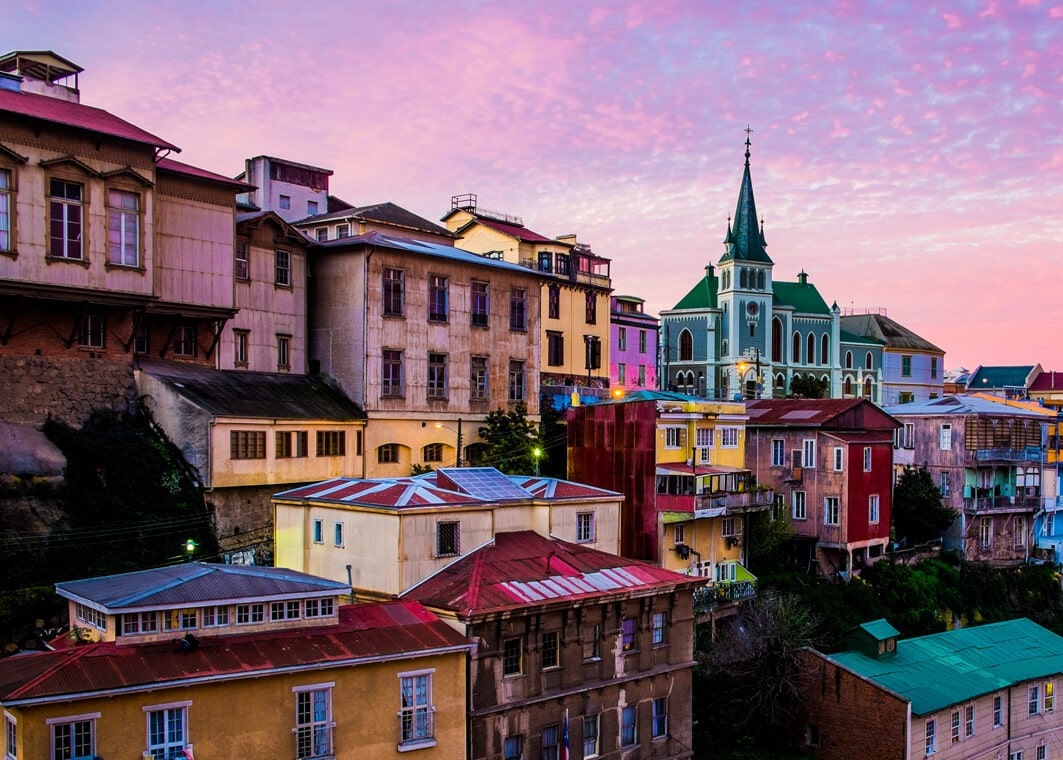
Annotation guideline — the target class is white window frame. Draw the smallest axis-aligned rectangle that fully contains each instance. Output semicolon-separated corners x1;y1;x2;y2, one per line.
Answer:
802;439;816;468
106;188;140;267
1030;684;1040;715
664;426;683;449
651;697;668;739
965;704;974;738
869;494;880;524
792;491;807;520
143;701;191;760
0;168;12;254
576;512;595;543
651;611;666;646
832;447;844;472
940;423;952;450
312;519;323;544
582;714;600;758
863;446;872;472
824;497;840;526
721;427;739;448
334;522;344;547
293;682;334;760
4;711;15;760
994;694;1003;727
925;718;936;756
771;439;785;467
47;713;99;760
398;668;436;748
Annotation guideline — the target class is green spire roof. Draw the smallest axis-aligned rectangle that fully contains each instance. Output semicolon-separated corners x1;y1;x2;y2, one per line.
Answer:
719;129;772;266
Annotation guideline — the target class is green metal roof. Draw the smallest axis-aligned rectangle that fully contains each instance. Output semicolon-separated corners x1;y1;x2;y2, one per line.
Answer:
967;365;1036;389
672;272;719;310
839;329;883;347
858;618;901;641
829;618;1063;716
772;280;831;314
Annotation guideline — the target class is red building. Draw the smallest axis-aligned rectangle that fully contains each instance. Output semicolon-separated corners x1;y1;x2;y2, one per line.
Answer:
745;398;899;578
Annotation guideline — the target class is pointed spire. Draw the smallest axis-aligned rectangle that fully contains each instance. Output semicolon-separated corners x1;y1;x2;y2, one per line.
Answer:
720;127;773;265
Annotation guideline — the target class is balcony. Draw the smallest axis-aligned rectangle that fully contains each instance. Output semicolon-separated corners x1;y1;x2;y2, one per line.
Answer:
693;579;757;614
964;494;1041;514
974;448;1043;463
695;489;775;515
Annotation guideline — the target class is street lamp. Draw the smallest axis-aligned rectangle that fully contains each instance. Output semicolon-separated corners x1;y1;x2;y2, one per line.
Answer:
532;446;543;476
184;538;197;562
435;419;463;467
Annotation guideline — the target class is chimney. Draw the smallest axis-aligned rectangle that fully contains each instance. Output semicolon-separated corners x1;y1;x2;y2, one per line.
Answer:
797;270;808;285
705;264;715;279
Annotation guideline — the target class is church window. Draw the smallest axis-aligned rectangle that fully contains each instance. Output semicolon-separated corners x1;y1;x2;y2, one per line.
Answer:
845;350;853;369
821;334;829;365
679;330;693;361
865;351;873;370
740;269;748;288
772;318;783;363
807;334;815;366
757;270;765;289
792;333;801;364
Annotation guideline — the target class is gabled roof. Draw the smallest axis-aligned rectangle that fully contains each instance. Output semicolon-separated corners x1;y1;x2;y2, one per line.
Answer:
1030;371;1063;393
56;562;350;611
746;398;898;430
772;279;831;314
400;531;701;617
719;135;772;265
671;270;719;310
136;359;365;421
299;201;455;238
157;157;253;190
0;87;178;151
456;215;559;245
840;313;943;354
236;209;315;245
0;601;469;704
839;329;884;347
966;365;1037;390
883;395;1052;419
509;476;623;501
829;618;1063;716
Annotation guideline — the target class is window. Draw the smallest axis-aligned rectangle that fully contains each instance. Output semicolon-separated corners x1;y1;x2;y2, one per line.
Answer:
436;521;460;557
306;200;319;216
0;168;12;253
276;430;308;458
423;443;443;463
639;365;646;386
295;685;332;759
315;227;327;242
824;497;840;525
547;285;560;319
931;356;938;379
382;349;404;396
107;189;140;266
312;519;323;544
994;695;1003;726
233;329;248;365
133;321;149;355
940;424;952;450
471;281;489;326
232;241;250;280
980;518;992;548
508;360;525;402
510;288;527;331
869;494;880;524
621;617;637;651
864;446;873;471
383;268;405;316
674;524;686;545
866;351;874;370
542;724;560;760
542;631;559;669
399;672;434;745
832;447;844;471
503;638;523;676
316;431;345;457
1030;684;1040;714
582;715;599;758
576;512;595;543
1011;752;1024;760
277;334;291;370
1038;747;1047;760
901;422;915;449
333;522;344;547
160;608;198;632
236;603;265;624
722;517;737;537
899;391;915;404
793;491;807;520
377;443;399;464
504;736;523;760
665;427;684;449
618;327;627;351
172;324;196;357
231;431;266;459
585;293;597;324
652;611;666;645
78;314;105;349
556;253;570;275
940;471;950;497
121;611;158;635
902;355;912;377
679;330;693;361
925;718;936;756
772;440;785;466
547;331;564;366
538;250;553;272
271;601;301;621
721;428;739;448
696;427;712;463
965;705;974;737
49;714;97;760
585;623;601;661
5;713;14;760
275;250;291;287
800;439;816;468
951;709;960;743
471;356;488;401
336;223;350;239
652;697;668;738
427;353;448;399
304;598;334;618
640;330;647;353
621;706;637;747
145;703;189;760
279;194;291;210
1046;681;1055;712
428;275;448;322
49;179;83;259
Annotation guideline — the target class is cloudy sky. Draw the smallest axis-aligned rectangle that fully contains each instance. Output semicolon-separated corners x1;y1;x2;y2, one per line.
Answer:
9;0;1063;370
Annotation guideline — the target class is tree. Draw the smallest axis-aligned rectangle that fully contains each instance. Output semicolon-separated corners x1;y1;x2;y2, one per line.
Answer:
476;402;543;475
788;374;828;398
892;466;958;546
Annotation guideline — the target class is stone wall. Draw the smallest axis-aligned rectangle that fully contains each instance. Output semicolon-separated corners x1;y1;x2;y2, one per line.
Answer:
0;356;136;427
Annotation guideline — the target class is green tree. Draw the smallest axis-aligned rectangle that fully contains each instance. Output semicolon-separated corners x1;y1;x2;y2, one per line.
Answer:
893;466;958;546
788;374;829;398
476;402;543;475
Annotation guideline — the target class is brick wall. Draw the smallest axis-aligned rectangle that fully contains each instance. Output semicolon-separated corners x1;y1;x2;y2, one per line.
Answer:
0;355;136;427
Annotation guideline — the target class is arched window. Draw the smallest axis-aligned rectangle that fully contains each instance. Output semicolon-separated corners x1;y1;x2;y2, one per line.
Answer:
821;374;830;388
722;270;730;290
821;334;829;366
757;270;765;290
772;317;783;363
864;376;874;401
722;339;729;357
792;332;801;364
463;442;487;465
679;330;693;361
845;350;853;369
807;334;815;366
865;351;873;370
844;377;853;396
740;269;748;289
774;373;785;395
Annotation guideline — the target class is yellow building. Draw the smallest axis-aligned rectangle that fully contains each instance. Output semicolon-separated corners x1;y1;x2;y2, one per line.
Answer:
1;563;470;759
274;467;623;599
442;195;613;405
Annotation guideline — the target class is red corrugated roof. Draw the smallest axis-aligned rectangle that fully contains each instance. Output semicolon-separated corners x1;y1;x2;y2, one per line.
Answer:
402;531;701;617
745;398;865;425
156;157;254;190
1030;372;1063;392
0;87;178;151
0;601;469;703
474;217;557;244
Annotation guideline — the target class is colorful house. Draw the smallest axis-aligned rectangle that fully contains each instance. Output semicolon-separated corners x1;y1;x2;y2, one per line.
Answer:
840;311;945;404
0;562;471;759
794;618;1063;760
745;398;899;578
273;466;623;599
401;530;701;760
610;295;659;392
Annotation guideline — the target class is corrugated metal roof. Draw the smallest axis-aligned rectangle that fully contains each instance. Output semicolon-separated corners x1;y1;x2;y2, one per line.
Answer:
858;618;901;641
318;231;542;277
156;157;253;190
1030;371;1063;392
136;359;365;420
830;618;1063;715
299;201;455;237
967;365;1036;389
56;563;350;611
401;531;703;617
0;87;178;150
746;398;865;426
510;476;622;500
840;313;943;354
883;395;1050;419
0;602;469;702
468;216;557;244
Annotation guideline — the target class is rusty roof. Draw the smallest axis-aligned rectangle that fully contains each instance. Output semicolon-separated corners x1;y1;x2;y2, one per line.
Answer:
746;398;864;425
0;87;178;151
457;216;560;244
401;531;702;617
156;157;254;190
299;201;456;238
0;602;470;704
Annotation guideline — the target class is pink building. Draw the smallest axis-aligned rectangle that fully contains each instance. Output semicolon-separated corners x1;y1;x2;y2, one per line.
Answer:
610;295;659;392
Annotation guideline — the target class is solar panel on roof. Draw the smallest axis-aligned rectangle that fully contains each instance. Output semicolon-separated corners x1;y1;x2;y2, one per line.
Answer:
437;468;531;500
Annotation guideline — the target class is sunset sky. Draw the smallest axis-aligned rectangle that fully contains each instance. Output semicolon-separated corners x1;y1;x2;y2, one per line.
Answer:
9;1;1063;371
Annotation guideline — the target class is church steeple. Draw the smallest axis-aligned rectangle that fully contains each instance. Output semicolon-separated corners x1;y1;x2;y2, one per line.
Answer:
719;127;773;265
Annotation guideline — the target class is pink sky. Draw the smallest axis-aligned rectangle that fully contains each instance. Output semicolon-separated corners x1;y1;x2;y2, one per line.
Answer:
10;1;1063;370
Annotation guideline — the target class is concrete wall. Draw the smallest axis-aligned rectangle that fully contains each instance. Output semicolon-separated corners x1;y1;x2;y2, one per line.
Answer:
0;355;135;426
